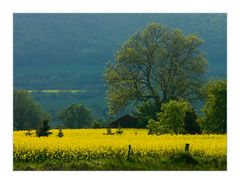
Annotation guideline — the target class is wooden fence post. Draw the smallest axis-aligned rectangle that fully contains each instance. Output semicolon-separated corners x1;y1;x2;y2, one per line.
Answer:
185;143;190;153
127;144;131;160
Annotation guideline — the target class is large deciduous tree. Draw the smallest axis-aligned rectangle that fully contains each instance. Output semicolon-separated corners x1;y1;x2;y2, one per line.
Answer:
104;23;208;115
14;90;51;130
201;79;226;133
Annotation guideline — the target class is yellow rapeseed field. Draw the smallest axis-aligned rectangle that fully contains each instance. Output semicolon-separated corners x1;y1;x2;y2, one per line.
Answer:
13;129;226;162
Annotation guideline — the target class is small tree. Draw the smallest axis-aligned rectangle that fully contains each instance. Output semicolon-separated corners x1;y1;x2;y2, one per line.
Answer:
106;127;113;135
91;121;101;129
147;119;164;135
201;79;226;133
158;100;189;134
59;104;93;128
57;128;64;137
36;120;51;137
149;99;201;134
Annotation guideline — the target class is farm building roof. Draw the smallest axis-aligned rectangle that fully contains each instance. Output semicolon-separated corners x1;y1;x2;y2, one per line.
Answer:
108;114;139;128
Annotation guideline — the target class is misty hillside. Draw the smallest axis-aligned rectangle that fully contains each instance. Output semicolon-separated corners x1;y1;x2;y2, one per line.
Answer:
14;13;226;89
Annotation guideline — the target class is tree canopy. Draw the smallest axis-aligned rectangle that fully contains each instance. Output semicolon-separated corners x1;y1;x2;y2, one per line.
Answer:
201;79;226;133
104;23;208;115
147;99;201;135
14;90;51;130
133;101;159;128
58;104;93;128
159;99;200;134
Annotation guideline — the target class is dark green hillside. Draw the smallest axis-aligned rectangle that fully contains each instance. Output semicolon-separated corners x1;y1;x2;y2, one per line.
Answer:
14;13;226;89
14;14;226;124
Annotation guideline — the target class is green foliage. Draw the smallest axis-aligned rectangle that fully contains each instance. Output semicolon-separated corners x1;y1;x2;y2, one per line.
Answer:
91;121;101;129
184;109;201;134
201;79;226;133
58;104;93;128
36;120;51;137
14;152;226;170
147;119;166;135
158;100;190;134
105;127;114;135
15;15;226;124
27;89;107;127
104;23;207;115
25;130;33;136
57;128;64;138
149;99;201;134
134;101;159;128
14;90;51;130
116;127;124;135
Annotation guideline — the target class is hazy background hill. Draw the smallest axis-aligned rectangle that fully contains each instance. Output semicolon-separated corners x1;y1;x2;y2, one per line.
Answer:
13;13;227;125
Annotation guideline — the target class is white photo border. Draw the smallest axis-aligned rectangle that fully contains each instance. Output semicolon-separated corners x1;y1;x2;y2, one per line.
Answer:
1;0;239;184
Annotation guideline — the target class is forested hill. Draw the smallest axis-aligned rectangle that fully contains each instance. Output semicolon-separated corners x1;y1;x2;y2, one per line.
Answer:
14;14;226;89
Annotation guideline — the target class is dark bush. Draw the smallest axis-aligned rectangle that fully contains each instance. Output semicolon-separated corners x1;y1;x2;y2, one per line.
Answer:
58;128;64;137
36;120;52;137
116;127;123;135
91;121;101;129
184;109;201;134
